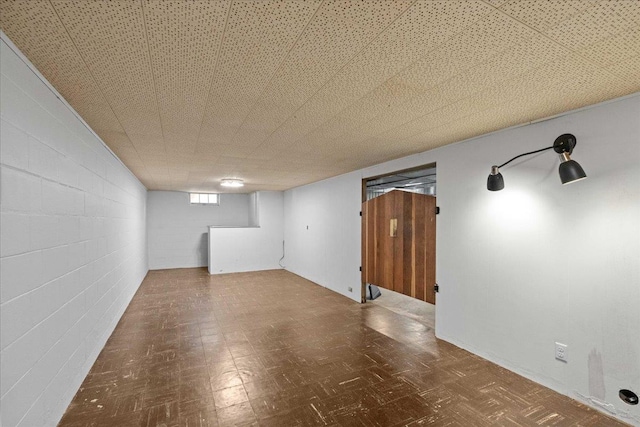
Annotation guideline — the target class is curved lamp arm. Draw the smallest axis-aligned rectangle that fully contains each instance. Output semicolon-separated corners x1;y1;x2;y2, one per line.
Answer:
487;134;586;191
497;145;553;169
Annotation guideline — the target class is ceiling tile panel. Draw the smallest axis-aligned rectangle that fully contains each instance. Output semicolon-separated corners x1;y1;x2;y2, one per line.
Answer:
205;144;256;159
542;0;640;51
129;133;165;155
578;26;640;69
484;0;510;7
0;0;126;134
143;0;229;143
234;0;416;150
165;143;197;161
1;0;638;192
604;54;640;84
498;0;597;32
296;8;542;151
51;0;163;137
251;0;494;156
197;0;321;147
333;32;626;155
367;38;570;141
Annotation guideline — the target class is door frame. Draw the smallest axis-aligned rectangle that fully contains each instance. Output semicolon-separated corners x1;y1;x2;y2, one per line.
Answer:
361;162;437;303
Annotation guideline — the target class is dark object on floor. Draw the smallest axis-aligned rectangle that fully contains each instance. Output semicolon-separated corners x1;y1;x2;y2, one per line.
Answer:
368;284;381;300
619;389;638;405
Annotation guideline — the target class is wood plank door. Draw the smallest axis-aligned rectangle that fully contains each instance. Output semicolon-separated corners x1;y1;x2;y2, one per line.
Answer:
416;192;436;305
362;190;436;304
362;190;396;294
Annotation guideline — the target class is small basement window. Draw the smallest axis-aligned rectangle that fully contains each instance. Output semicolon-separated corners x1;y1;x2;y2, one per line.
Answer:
189;193;219;205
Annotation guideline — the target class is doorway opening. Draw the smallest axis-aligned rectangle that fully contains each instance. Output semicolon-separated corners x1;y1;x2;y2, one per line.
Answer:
363;164;436;201
361;163;436;328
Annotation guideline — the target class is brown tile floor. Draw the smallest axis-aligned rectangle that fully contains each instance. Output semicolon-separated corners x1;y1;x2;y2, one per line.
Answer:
58;269;628;427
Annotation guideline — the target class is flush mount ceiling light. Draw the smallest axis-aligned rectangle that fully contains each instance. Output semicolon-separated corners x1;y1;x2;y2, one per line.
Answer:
487;133;587;191
220;178;244;188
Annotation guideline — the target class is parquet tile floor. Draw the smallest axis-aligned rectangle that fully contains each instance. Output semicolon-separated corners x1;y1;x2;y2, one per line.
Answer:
58;269;628;427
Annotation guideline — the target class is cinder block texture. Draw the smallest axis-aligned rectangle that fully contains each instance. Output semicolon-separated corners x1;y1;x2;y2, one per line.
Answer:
0;39;148;427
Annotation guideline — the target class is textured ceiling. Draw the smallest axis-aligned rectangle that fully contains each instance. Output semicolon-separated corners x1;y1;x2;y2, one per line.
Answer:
1;0;638;193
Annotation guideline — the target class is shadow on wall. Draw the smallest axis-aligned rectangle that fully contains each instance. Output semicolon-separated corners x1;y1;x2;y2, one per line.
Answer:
198;232;208;265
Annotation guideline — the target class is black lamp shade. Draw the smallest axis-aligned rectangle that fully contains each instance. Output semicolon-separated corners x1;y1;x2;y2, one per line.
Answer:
559;159;587;184
487;171;504;191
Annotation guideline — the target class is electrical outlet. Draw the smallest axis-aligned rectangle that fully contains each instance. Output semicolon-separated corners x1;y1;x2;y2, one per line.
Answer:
348;287;353;292
555;342;568;362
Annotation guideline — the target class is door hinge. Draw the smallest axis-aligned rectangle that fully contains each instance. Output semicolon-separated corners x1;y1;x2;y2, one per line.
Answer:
359;211;362;216
359;266;362;271
435;206;440;215
434;283;439;293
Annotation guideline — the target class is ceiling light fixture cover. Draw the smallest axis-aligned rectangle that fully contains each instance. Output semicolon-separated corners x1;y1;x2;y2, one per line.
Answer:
220;178;244;188
487;133;586;191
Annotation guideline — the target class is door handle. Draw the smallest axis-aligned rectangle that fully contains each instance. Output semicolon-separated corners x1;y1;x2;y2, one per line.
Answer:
390;218;397;237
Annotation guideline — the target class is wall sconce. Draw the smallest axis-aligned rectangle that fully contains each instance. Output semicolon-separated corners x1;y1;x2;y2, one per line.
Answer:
487;134;587;191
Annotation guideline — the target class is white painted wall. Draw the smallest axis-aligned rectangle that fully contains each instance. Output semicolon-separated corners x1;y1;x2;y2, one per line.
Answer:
283;173;362;300
0;36;148;427
209;191;284;274
283;94;640;425
147;191;250;270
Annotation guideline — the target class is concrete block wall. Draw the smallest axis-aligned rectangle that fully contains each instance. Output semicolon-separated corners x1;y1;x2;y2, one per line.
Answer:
0;37;148;427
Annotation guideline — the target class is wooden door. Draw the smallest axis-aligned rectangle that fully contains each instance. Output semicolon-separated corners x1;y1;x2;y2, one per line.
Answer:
362;190;436;304
362;191;395;294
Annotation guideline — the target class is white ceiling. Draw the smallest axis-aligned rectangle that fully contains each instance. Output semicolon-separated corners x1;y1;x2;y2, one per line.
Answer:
1;0;638;193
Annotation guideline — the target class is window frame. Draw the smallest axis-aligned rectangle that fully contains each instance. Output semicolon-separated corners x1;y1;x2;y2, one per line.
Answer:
189;193;220;205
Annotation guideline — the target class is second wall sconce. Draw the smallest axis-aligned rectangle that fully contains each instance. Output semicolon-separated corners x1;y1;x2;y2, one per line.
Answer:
487;134;587;191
